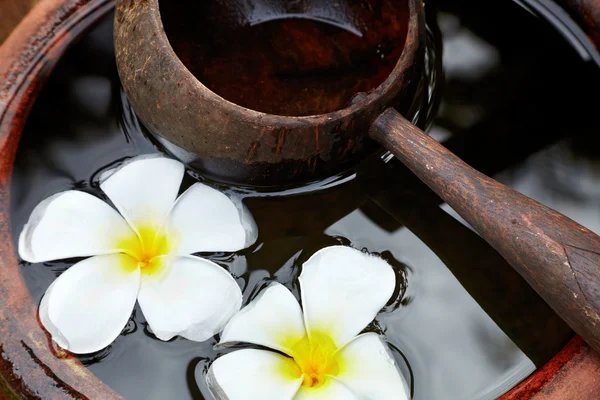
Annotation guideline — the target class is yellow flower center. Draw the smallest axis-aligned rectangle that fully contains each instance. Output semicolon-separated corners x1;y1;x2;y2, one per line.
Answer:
287;332;340;389
116;224;175;276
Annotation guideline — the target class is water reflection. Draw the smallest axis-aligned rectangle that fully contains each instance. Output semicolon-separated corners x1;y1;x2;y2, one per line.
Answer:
9;0;600;399
370;187;571;367
327;210;535;399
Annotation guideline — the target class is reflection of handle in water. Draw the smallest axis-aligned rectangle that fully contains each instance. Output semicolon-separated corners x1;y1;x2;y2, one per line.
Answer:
371;107;600;355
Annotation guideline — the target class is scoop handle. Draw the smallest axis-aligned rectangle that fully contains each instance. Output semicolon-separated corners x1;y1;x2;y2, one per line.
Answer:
371;107;600;353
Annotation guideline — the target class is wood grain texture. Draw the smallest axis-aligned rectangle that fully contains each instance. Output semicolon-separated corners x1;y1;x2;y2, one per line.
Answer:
0;0;122;398
371;107;600;354
501;336;600;399
114;0;425;185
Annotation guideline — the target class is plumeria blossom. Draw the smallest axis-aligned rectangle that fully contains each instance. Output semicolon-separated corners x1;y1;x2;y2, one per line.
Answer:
208;246;410;400
19;155;257;354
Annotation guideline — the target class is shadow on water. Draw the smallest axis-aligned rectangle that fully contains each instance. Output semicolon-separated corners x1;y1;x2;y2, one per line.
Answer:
8;0;600;398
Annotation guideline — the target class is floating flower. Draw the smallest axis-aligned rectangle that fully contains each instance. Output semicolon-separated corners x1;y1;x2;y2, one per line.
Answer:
19;155;257;354
207;246;410;400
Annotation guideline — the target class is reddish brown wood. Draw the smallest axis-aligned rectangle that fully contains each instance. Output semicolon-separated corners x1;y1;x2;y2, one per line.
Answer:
502;336;600;399
0;0;121;398
372;108;600;355
0;0;38;43
114;0;426;185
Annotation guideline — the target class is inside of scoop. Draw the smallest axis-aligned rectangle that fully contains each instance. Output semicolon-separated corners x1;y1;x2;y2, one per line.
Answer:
159;0;409;116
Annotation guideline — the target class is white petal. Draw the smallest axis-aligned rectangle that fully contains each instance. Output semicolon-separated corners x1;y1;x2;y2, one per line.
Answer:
335;333;411;400
19;191;135;263
100;155;184;231
208;349;303;400
220;283;306;354
164;183;258;254
39;281;68;348
293;378;357;400
299;246;395;347
39;254;140;354
138;255;242;341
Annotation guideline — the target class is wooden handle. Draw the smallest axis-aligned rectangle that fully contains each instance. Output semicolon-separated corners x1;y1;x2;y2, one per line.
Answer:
371;107;600;353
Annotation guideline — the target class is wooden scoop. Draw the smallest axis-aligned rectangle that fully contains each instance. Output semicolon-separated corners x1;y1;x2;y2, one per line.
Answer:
115;0;600;354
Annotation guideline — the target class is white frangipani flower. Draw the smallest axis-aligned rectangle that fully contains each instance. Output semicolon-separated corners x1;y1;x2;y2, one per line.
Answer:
207;246;410;400
19;155;257;354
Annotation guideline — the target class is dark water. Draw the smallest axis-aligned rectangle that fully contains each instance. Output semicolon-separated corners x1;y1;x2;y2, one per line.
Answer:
10;0;600;399
159;0;408;116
